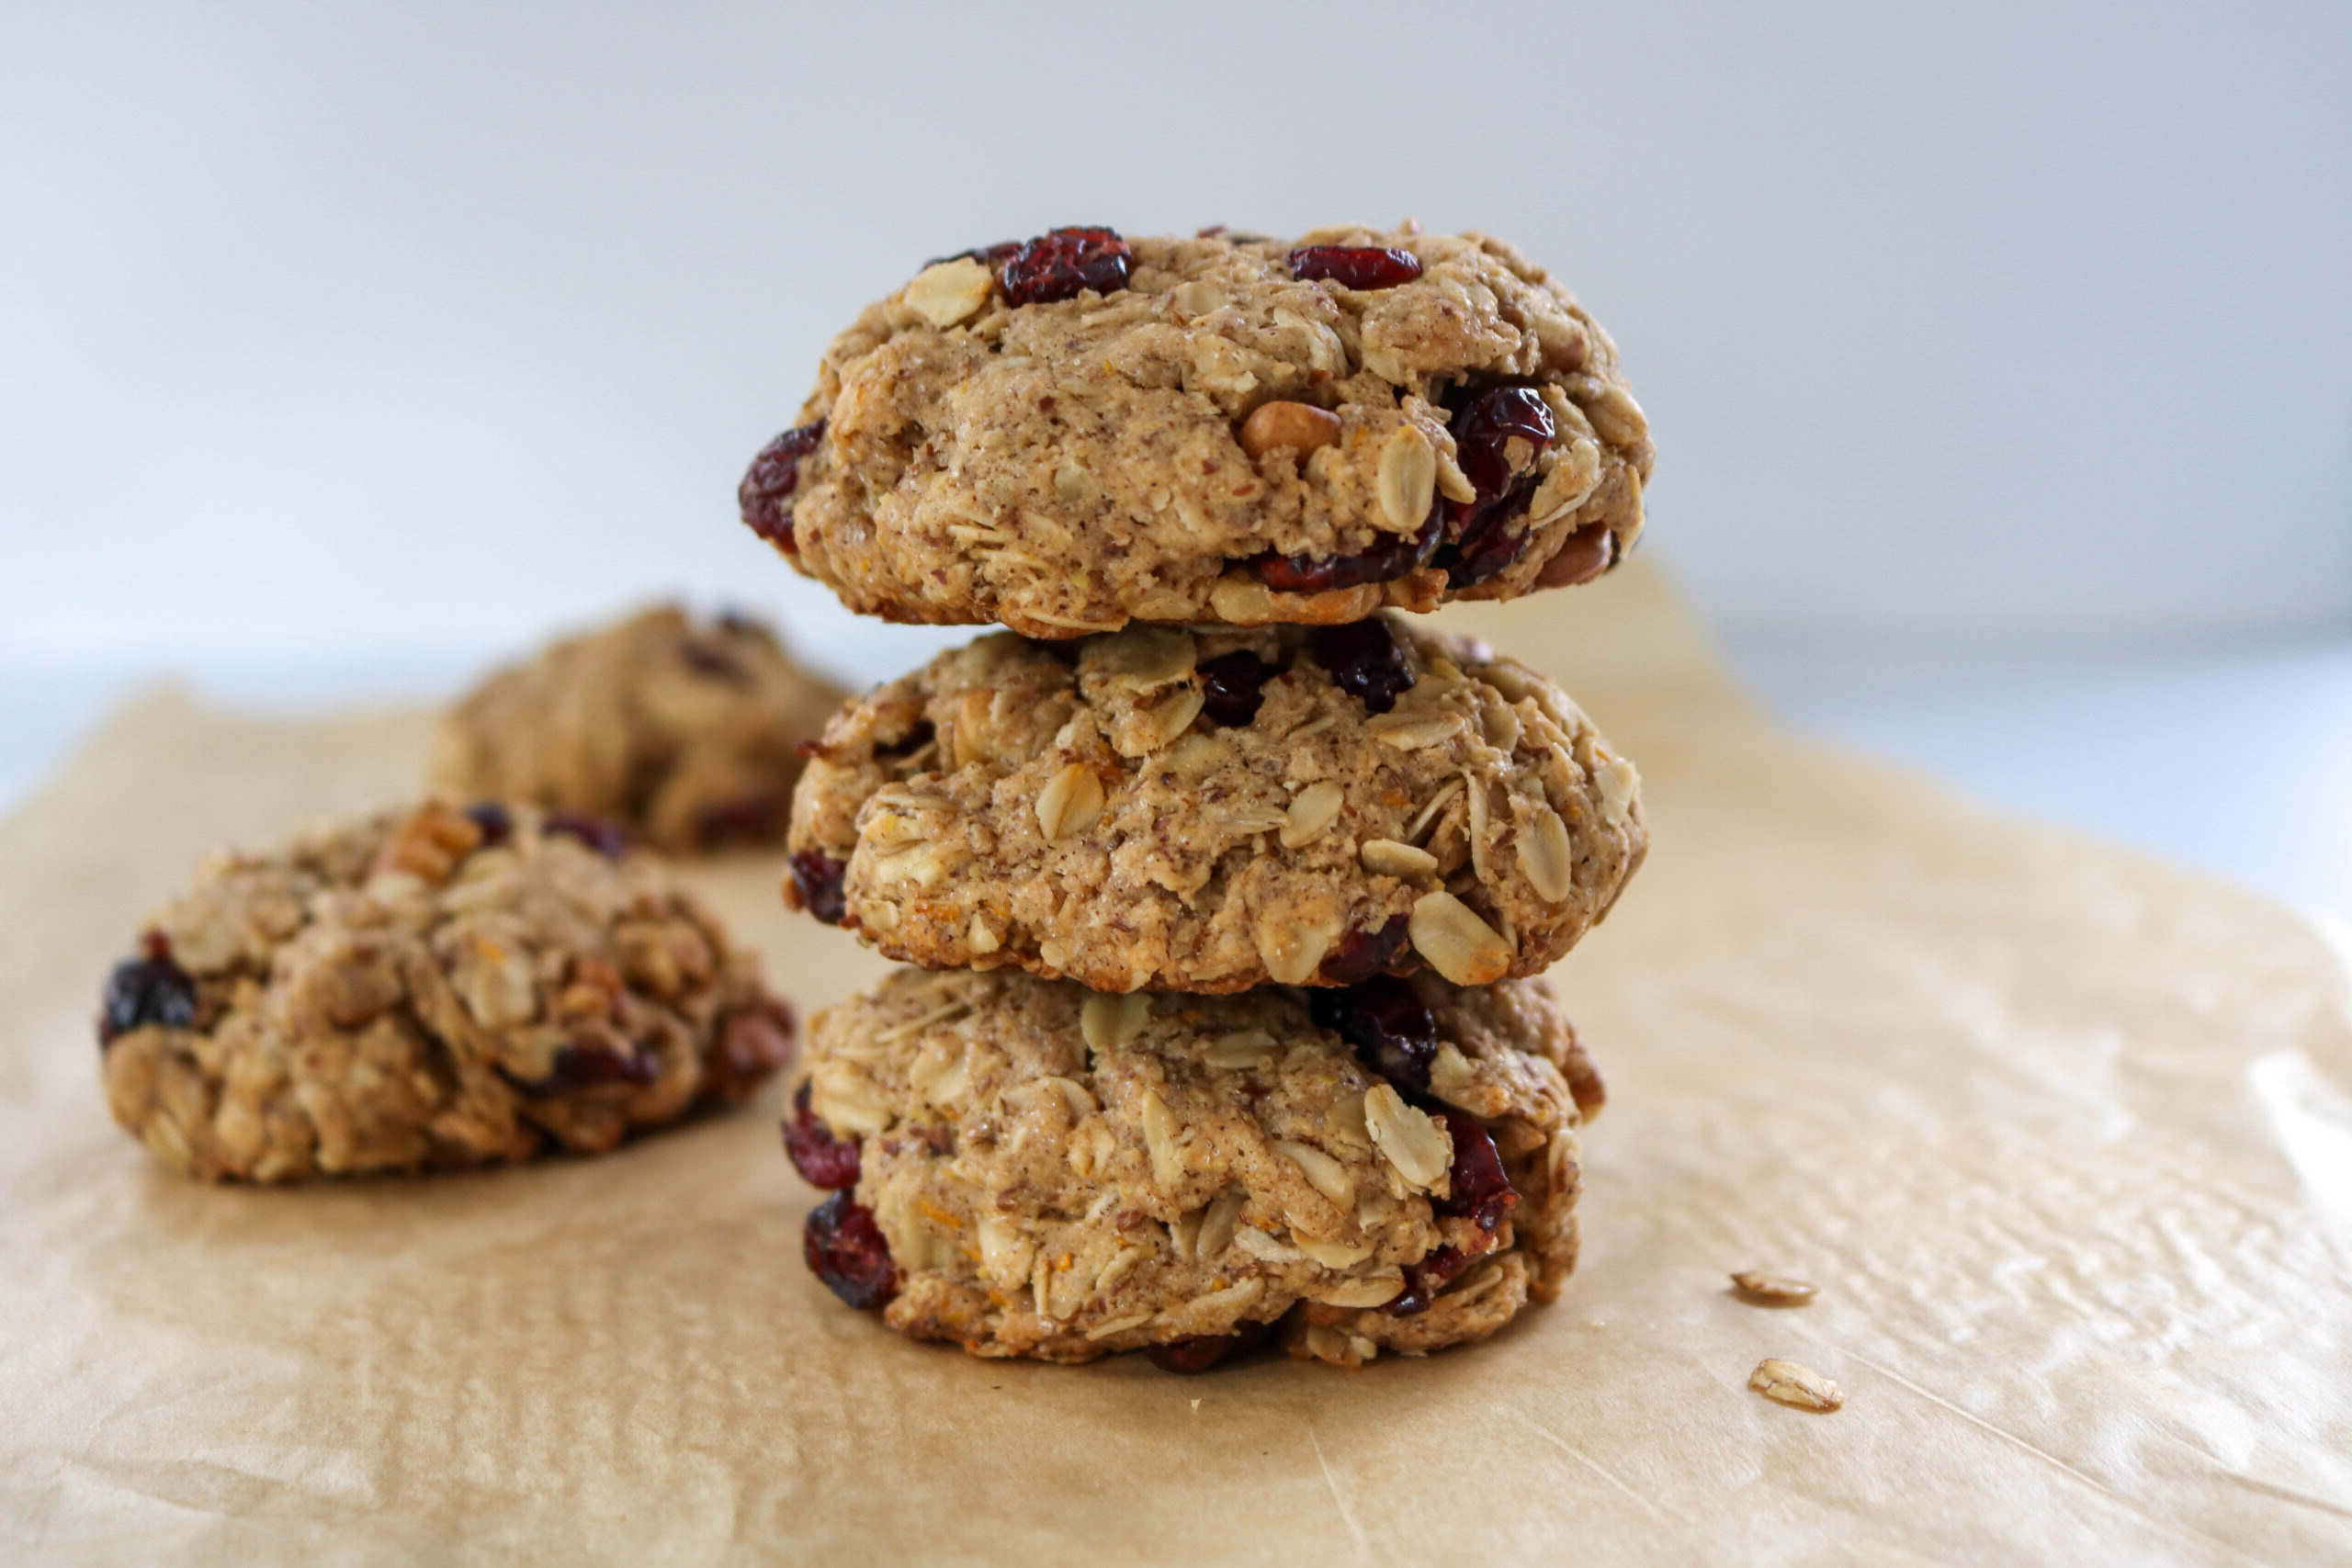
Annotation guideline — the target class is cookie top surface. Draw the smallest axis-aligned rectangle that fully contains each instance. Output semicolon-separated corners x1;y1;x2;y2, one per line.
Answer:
790;965;1600;1364
99;801;792;1182
741;225;1653;637
787;614;1645;994
431;604;843;852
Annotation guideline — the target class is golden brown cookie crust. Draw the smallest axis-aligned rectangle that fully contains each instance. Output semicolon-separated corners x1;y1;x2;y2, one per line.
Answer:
786;614;1646;994
757;225;1653;637
431;604;843;852
98;802;792;1181
793;967;1600;1365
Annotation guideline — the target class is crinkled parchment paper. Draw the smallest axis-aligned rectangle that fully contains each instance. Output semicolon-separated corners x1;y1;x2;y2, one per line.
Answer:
3;562;2347;1565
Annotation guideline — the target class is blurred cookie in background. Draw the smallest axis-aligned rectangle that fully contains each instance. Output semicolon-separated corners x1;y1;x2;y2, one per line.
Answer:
432;604;845;852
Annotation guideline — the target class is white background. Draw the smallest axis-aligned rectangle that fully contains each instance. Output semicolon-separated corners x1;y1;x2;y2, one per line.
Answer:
5;0;2347;667
2;2;2348;909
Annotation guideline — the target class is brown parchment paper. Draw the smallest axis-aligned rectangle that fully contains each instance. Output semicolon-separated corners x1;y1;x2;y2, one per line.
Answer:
4;562;2348;1567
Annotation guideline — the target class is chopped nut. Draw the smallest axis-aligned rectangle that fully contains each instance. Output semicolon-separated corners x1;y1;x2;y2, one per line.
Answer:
1360;838;1440;878
1281;781;1346;849
1425;1042;1481;1109
1036;762;1105;842
902;256;994;328
1080;992;1151;1054
1168;1206;1204;1262
1363;1084;1449;1190
1238;400;1342;460
872;841;951;887
945;687;1001;769
1519;804;1576;903
1299;1322;1364;1368
1596;750;1641;826
371;803;483;885
1209;573;1382;626
1731;1271;1819;1304
1375;426;1437;531
1749;1359;1843;1412
976;1214;1034;1288
451;941;537;1029
1170;279;1227;317
1408;891;1515;986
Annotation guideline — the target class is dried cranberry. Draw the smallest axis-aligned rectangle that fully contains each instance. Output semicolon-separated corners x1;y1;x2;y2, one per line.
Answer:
706;998;794;1104
1147;1316;1276;1373
1534;522;1617;588
1448;386;1554;501
1319;916;1408;986
1310;976;1437;1093
462;801;514;847
873;718;935;761
788;851;848;925
785;1080;861;1190
680;638;752;683
97;935;196;1047
1197;650;1277;728
1388;1131;1518;1317
805;1191;898;1309
1250;513;1439;595
1432;1113;1518;1234
546;810;628;860
1304;619;1415;715
1289;246;1424;290
517;1041;661;1095
740;421;826;554
1439;493;1541;586
1432;386;1556;586
694;794;784;848
1387;1245;1474;1317
998;227;1131;308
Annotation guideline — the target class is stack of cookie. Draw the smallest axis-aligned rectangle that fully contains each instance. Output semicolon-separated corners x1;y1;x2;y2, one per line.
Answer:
744;224;1654;1369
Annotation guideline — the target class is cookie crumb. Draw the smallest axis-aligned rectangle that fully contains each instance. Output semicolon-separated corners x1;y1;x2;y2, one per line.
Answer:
1749;1358;1843;1412
1730;1270;1818;1304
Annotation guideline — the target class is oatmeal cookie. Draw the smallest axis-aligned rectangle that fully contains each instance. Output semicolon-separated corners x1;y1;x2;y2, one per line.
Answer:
786;966;1601;1367
786;614;1645;994
741;224;1652;637
430;604;843;852
97;801;793;1182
